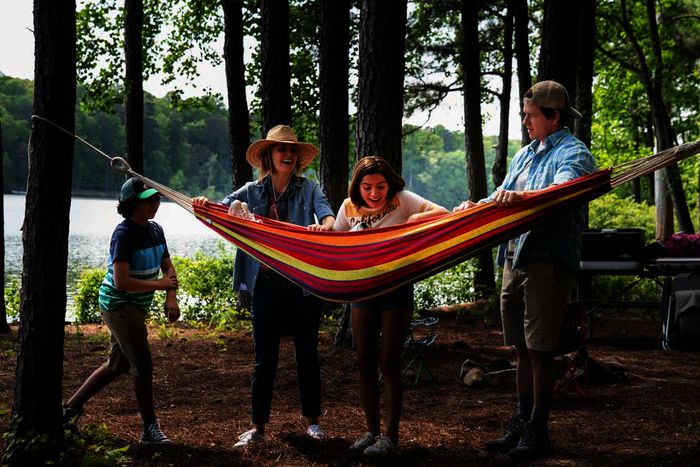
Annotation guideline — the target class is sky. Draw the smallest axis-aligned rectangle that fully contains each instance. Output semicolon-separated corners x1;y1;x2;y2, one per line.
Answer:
0;1;522;138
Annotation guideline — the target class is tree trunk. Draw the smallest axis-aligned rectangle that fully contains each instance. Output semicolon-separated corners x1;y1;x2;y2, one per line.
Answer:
649;90;693;234
222;0;252;189
319;0;350;213
643;0;693;234
644;113;655;203
511;0;531;146
124;0;144;175
0;117;8;334
356;0;407;172
493;4;513;189
574;0;596;147
461;0;494;295
655;170;673;241
537;0;579;95
260;0;292;134
10;0;75;462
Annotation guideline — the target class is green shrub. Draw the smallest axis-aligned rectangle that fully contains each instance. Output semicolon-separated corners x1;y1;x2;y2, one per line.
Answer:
589;192;656;238
414;259;480;311
73;268;106;324
165;251;239;323
4;275;21;322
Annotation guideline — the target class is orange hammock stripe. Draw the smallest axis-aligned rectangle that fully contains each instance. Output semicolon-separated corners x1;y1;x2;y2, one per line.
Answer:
193;169;613;302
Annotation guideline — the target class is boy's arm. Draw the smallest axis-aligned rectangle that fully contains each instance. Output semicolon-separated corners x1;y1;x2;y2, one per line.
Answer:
161;257;180;322
113;261;178;292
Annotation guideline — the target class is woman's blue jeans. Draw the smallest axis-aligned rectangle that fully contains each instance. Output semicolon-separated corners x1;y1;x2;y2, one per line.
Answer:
250;269;322;425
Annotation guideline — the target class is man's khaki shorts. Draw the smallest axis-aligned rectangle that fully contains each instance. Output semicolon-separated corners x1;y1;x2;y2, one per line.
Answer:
500;259;576;352
101;303;153;377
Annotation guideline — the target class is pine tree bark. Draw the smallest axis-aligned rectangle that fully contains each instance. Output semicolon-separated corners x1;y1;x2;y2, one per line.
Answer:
11;0;75;461
260;0;292;134
574;0;596;147
356;0;407;172
537;0;579;96
222;0;252;189
493;4;513;188
319;0;350;213
124;0;144;175
511;0;531;146
461;0;494;294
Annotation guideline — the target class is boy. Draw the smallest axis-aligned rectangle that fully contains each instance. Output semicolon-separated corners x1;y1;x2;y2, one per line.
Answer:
63;177;180;445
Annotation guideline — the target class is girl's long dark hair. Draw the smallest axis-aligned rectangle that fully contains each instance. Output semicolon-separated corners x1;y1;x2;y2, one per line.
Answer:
348;156;405;207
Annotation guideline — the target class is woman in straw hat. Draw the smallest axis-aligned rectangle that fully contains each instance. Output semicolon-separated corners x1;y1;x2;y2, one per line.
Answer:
193;124;335;447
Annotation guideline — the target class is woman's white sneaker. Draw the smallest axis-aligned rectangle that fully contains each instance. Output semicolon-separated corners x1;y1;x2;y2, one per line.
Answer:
234;428;264;447
306;424;325;440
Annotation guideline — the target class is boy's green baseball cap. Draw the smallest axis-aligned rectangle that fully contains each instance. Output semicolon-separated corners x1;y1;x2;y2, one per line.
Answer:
120;177;159;202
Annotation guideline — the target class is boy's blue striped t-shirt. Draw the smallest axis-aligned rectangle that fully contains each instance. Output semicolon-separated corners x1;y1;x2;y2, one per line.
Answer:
98;219;170;312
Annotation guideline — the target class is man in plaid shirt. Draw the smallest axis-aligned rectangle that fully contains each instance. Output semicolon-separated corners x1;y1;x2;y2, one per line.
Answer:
456;80;596;461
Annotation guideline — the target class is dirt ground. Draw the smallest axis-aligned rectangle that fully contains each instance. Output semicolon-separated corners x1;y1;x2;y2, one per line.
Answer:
1;311;699;466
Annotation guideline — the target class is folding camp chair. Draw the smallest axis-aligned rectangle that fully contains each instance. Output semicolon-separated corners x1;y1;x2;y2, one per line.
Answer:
401;317;439;386
553;302;590;398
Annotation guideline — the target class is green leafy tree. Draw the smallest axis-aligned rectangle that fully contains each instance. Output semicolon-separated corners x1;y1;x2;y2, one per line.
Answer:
597;0;699;237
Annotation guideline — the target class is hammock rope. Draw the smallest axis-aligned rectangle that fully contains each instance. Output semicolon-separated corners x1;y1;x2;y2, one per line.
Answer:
30;115;700;302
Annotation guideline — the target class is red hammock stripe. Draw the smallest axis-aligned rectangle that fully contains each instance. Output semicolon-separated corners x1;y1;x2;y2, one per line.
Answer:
193;169;612;301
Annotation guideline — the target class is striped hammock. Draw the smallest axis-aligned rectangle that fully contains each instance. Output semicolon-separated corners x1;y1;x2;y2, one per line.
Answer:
134;140;700;302
191;169;612;301
27;116;700;302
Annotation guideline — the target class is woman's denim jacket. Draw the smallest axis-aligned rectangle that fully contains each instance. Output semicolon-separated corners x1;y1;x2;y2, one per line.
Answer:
221;175;335;295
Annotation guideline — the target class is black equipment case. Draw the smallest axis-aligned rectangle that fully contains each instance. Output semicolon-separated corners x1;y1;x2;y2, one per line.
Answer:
580;228;645;271
661;273;700;351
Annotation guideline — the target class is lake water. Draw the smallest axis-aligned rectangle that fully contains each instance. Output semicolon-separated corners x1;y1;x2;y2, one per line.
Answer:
4;194;233;281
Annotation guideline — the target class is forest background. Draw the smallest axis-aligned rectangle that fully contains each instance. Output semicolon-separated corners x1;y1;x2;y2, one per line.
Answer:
0;77;516;211
1;0;700;463
1;0;698;219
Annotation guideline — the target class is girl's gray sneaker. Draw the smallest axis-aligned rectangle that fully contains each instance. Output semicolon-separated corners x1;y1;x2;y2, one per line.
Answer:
348;432;375;452
364;435;394;457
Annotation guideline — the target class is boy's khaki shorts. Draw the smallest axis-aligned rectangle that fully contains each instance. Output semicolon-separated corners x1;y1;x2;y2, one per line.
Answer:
101;303;153;377
500;259;576;352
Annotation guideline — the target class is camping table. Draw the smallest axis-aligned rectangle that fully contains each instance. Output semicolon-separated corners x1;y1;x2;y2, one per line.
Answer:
576;258;700;338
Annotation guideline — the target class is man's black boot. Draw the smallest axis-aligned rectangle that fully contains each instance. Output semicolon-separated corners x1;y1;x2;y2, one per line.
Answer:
484;413;525;453
508;420;551;461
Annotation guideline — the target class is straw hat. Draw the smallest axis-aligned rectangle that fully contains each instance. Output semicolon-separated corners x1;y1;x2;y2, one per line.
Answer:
246;125;319;170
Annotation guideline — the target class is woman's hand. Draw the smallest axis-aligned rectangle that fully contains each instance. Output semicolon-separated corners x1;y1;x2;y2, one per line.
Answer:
307;215;335;231
453;200;478;211
307;223;332;231
192;196;209;207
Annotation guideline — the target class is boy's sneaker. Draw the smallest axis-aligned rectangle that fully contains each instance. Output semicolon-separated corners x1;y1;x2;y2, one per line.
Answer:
364;435;394;457
62;404;83;434
509;420;551;461
485;413;525;452
234;428;264;448
306;424;325;440
348;432;375;452
140;420;172;445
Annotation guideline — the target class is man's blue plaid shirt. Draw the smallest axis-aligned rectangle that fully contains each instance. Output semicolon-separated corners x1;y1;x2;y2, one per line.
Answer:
483;128;596;271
